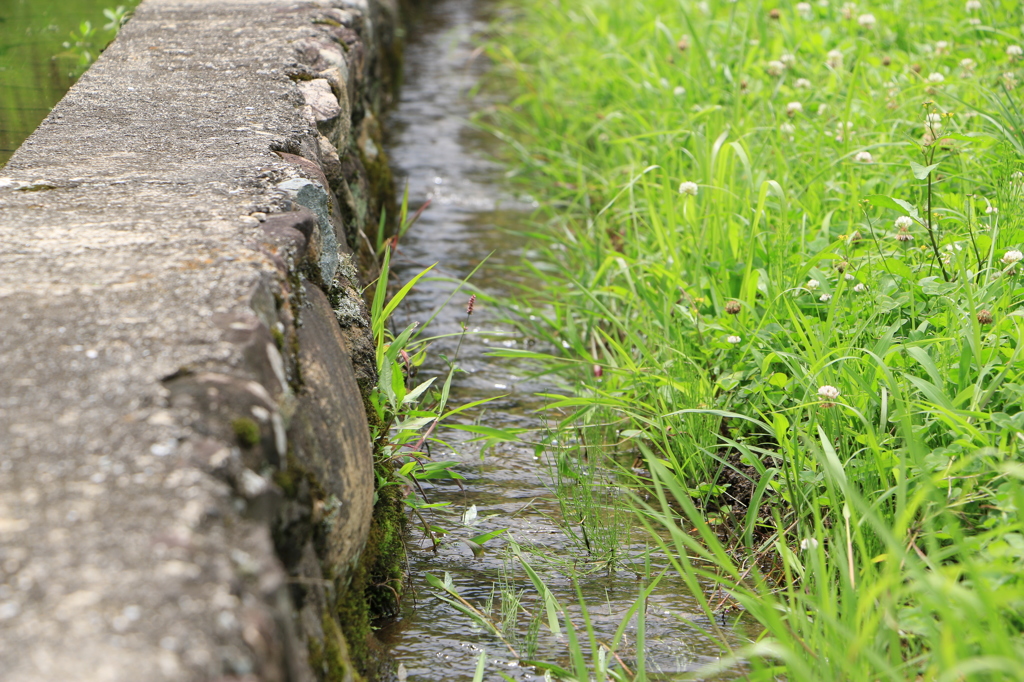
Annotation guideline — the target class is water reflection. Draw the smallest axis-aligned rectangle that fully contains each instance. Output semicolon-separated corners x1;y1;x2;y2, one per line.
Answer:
380;0;754;679
0;0;136;167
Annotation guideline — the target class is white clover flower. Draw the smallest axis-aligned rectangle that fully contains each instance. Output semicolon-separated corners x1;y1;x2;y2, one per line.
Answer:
987;205;999;214
796;1;812;15
827;49;844;69
1012;170;1024;182
1003;72;1018;87
780;122;796;138
820;293;833;302
806;279;820;290
928;72;945;83
968;17;981;25
1002;249;1023;265
674;86;686;96
781;53;796;68
845;273;855;281
766;60;786;76
834;121;854;142
960;58;977;72
841;3;856;20
727;335;742;344
935;41;950;54
855;151;873;163
853;282;867;292
679;181;699;196
858;13;876;29
895;215;914;229
795;77;812;89
817;103;829;116
818;384;841;401
966;0;981;9
786;101;804;116
1009;45;1024;58
800;537;820;551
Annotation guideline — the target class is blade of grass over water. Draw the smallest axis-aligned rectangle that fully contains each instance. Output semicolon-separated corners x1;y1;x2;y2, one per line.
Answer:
480;0;1024;678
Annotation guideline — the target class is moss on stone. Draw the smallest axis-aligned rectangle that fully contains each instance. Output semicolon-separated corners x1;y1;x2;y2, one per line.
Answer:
272;467;297;498
328;457;406;676
365;462;407;615
289;329;304;388
271;324;286;350
363;391;387;445
232;417;260;448
275;428;405;679
355;116;397;247
307;634;324;677
308;612;365;682
331;562;373;672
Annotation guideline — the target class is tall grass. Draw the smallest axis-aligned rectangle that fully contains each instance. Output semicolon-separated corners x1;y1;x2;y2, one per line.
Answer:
485;0;1024;677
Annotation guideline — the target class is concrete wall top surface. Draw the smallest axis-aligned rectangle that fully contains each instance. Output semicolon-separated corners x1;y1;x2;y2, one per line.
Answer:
0;0;398;679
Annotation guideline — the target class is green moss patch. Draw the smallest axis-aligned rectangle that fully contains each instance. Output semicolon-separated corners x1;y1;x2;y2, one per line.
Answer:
231;417;260;448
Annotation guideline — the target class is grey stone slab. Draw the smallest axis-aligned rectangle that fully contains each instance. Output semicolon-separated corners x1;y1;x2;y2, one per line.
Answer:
288;283;374;579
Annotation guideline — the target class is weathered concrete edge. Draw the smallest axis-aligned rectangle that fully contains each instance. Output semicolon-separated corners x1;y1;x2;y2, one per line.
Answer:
0;0;404;680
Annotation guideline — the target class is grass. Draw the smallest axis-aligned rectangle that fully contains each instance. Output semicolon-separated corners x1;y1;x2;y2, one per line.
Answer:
427;541;660;681
480;0;1024;678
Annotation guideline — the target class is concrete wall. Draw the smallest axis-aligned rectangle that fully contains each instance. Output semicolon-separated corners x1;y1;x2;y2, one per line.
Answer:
0;1;405;680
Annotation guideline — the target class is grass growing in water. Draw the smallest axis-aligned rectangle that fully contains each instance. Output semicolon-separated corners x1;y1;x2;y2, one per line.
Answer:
483;0;1024;678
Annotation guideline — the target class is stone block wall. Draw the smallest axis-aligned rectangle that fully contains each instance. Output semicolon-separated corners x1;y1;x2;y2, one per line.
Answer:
0;1;408;680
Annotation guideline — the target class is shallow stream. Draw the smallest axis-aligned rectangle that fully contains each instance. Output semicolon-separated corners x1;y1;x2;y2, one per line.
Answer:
379;1;753;679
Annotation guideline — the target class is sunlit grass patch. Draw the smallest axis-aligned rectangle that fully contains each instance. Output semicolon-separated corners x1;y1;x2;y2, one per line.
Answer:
483;0;1024;677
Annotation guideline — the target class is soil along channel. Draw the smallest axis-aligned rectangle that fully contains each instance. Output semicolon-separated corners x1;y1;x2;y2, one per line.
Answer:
377;1;753;679
0;1;406;680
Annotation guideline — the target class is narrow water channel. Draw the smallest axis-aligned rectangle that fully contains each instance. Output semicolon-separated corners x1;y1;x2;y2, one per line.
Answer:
380;1;754;679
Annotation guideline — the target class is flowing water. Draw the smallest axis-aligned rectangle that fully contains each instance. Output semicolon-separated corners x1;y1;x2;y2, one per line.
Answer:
379;1;755;679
